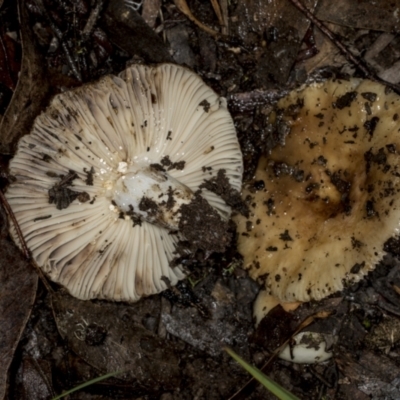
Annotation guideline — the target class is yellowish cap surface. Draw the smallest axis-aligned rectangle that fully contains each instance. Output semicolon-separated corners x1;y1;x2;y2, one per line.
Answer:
236;78;400;308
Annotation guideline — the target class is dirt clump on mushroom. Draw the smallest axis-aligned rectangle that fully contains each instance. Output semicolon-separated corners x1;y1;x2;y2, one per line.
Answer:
48;170;90;210
178;190;232;255
200;169;249;217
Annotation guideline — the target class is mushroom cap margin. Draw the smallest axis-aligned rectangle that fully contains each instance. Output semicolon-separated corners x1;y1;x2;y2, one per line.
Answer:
6;63;243;301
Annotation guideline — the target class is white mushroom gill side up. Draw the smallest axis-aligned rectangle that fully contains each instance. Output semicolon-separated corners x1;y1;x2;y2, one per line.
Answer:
235;78;400;309
6;63;243;301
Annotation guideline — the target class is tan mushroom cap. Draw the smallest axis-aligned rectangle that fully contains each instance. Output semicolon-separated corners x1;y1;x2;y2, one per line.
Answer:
6;63;243;301
235;78;400;309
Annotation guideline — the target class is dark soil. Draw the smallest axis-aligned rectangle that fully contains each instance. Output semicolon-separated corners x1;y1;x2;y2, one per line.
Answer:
2;0;400;399
200;169;249;217
177;190;232;255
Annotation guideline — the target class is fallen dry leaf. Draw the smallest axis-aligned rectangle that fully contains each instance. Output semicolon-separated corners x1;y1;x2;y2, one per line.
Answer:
0;206;38;400
102;0;172;63
316;0;400;32
0;0;51;154
51;293;181;393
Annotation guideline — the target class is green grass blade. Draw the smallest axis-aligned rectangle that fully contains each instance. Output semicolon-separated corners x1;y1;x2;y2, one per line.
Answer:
51;370;123;400
225;347;300;400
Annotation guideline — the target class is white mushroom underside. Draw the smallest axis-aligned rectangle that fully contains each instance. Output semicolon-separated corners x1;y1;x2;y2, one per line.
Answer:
6;64;243;301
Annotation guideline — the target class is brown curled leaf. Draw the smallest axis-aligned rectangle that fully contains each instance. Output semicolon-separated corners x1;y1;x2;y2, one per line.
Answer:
173;0;221;38
0;0;51;155
51;293;181;391
0;206;38;400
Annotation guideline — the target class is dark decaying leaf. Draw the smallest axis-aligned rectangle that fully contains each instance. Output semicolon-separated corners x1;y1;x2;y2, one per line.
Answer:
0;0;51;154
101;0;172;63
316;0;400;32
2;0;400;398
51;293;181;393
16;358;53;400
229;0;318;87
0;206;38;400
0;1;21;117
336;351;400;398
0;26;20;93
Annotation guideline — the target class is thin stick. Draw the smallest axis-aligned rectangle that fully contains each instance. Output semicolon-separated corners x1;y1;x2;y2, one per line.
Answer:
173;0;221;39
0;189;30;259
34;0;82;82
82;0;105;39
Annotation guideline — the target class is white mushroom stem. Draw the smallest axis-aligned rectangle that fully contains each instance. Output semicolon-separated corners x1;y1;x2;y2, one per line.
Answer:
278;332;333;364
112;163;194;230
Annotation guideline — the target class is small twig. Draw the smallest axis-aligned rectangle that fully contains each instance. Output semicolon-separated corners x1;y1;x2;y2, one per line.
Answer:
173;0;221;39
61;41;82;82
309;365;335;389
209;0;225;30
296;24;319;63
364;33;396;68
82;0;105;40
377;299;400;317
217;0;229;36
0;189;30;259
289;0;371;75
34;0;82;81
158;6;167;43
288;0;400;94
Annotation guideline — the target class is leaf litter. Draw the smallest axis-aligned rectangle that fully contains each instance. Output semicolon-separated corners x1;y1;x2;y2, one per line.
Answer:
2;0;400;399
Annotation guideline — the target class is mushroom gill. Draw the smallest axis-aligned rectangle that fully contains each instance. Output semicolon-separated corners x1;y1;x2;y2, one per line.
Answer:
6;63;243;302
234;78;400;321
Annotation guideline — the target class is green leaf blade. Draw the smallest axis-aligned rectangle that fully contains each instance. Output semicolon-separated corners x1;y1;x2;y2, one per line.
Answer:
52;370;123;400
225;347;300;400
